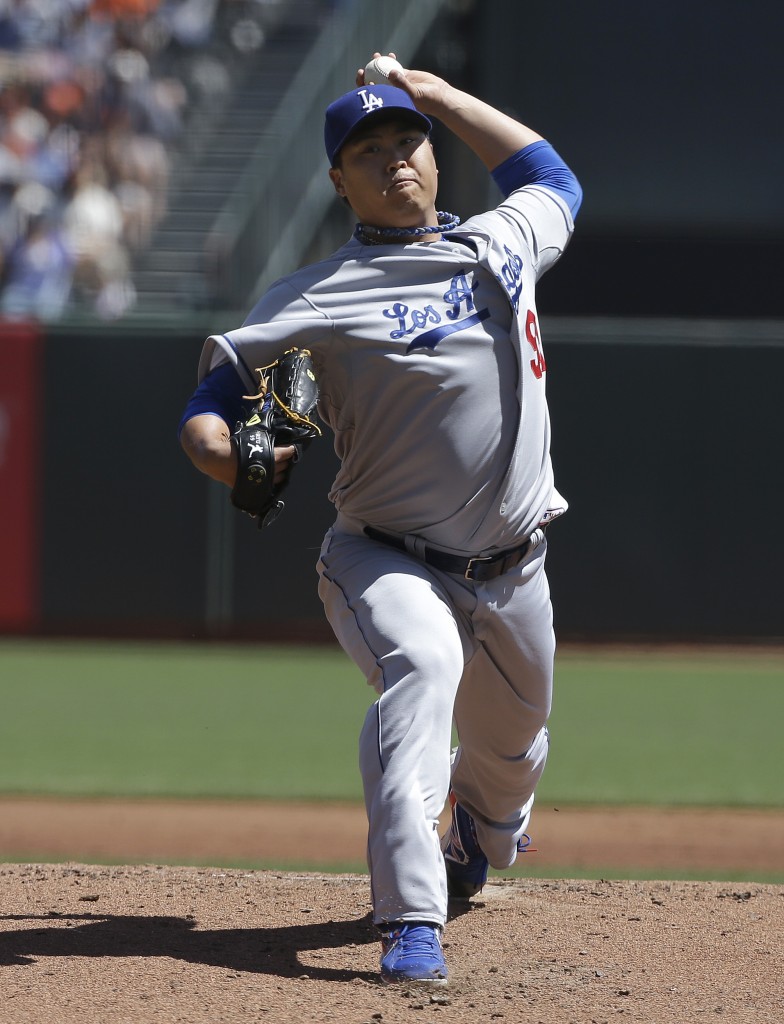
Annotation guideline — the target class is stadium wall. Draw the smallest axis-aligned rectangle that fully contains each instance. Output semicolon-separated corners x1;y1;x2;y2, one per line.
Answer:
1;317;780;645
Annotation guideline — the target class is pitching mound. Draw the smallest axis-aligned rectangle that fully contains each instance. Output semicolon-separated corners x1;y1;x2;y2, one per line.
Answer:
1;865;782;1023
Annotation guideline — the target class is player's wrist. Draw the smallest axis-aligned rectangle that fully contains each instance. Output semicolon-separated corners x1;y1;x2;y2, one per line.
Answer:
412;80;463;120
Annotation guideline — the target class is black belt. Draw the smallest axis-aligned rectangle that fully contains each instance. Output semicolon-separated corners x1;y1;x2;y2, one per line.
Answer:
363;526;532;582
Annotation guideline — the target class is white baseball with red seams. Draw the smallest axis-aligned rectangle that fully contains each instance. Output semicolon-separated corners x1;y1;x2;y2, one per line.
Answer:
364;55;403;85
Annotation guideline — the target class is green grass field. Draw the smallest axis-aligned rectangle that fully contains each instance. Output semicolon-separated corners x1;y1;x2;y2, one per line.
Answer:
1;638;782;807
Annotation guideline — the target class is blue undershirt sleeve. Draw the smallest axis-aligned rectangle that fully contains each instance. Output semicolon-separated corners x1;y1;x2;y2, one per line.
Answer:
177;362;249;439
491;140;583;216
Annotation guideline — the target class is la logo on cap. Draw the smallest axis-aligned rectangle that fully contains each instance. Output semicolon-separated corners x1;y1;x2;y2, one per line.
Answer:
358;89;385;113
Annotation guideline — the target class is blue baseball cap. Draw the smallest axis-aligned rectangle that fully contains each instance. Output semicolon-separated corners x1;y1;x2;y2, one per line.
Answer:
324;85;432;165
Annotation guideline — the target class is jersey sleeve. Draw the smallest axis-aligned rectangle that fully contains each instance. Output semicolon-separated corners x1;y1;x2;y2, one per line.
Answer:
460;142;579;281
467;185;574;281
177;362;247;438
491;141;582;216
519;186;574;277
196;278;332;390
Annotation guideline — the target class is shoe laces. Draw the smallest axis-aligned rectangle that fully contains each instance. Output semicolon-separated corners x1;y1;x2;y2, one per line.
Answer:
383;923;441;957
446;801;535;861
443;799;479;862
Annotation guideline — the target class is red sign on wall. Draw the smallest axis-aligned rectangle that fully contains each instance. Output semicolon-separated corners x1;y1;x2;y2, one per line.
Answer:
0;321;41;630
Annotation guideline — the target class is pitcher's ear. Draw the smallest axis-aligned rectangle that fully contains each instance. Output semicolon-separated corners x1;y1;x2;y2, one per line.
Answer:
329;167;346;197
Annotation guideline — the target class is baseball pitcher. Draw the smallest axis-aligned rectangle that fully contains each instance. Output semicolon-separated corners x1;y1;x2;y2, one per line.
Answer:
179;53;582;985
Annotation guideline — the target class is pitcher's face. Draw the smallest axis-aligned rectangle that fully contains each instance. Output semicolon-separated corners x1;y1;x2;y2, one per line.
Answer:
329;118;438;229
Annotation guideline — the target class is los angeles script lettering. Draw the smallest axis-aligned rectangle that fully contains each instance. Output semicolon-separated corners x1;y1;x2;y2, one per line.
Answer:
498;245;523;311
383;272;477;339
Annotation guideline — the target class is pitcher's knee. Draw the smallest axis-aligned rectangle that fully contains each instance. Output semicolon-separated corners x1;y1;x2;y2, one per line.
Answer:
404;642;463;687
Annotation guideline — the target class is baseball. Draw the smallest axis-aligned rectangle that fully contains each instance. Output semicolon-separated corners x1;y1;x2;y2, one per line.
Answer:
364;55;404;86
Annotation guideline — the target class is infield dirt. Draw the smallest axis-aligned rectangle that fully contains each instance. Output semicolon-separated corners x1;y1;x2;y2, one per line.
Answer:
1;800;783;1022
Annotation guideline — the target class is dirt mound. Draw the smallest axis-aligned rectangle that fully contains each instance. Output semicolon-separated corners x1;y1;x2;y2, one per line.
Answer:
1;865;782;1023
1;801;783;1021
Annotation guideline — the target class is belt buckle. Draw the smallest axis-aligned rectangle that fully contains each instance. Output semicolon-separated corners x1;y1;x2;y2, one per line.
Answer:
465;555;493;581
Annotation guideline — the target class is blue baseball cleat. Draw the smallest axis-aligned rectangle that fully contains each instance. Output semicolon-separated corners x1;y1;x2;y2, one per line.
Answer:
442;792;532;899
380;923;448;984
441;793;489;898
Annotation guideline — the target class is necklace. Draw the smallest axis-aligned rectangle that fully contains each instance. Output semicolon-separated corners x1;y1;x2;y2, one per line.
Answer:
354;211;461;246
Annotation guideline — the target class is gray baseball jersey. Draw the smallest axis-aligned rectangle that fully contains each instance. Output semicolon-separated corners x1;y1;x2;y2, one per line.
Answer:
198;184;573;551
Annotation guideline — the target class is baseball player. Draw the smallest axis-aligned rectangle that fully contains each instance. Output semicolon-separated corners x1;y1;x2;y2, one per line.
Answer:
179;55;581;985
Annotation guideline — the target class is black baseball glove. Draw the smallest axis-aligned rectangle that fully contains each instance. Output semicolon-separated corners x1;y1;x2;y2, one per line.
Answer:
230;347;321;528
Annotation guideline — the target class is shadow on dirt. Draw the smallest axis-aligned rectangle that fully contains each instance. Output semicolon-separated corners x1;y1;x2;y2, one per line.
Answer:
0;911;380;981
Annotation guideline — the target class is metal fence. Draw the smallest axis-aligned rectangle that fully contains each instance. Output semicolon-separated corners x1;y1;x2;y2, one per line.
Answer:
205;0;454;309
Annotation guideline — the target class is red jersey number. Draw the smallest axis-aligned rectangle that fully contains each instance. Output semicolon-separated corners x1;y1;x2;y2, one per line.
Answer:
525;309;546;379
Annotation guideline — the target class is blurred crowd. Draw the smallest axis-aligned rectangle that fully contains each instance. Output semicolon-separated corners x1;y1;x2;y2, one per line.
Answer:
0;0;279;320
